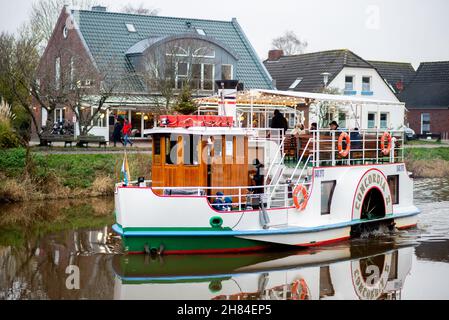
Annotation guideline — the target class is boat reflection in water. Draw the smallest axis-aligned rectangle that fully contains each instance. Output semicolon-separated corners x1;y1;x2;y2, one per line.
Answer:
113;242;414;300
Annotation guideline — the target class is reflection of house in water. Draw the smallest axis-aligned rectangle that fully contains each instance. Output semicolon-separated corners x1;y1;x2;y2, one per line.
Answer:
0;227;117;300
113;244;414;300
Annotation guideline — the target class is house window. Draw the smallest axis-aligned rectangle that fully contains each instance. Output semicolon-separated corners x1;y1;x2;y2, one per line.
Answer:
345;76;354;91
125;24;136;33
222;65;233;81
321;181;336;215
289;77;303;90
166;46;189;57
54;108;65;123
368;113;376;129
362;76;372;93
196;28;206;36
191;63;214;90
421;113;430;133
70;57;74;89
192;47;215;58
55;57;61;90
387;175;399;205
380;113;388;129
203;64;214;90
176;62;188;89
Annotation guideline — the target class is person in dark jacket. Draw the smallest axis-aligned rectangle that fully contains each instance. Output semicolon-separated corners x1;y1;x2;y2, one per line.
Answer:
112;120;124;147
270;110;288;134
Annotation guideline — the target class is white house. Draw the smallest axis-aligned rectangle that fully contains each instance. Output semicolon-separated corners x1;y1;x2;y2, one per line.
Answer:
264;49;406;130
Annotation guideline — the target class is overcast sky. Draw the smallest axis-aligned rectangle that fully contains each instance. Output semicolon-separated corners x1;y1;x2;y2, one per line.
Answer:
1;0;448;69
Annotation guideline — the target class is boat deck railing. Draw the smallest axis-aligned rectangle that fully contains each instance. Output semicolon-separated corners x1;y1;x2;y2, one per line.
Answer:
117;181;305;211
290;129;405;167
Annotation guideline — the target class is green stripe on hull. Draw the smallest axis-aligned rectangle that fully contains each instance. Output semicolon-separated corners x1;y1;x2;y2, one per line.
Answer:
122;235;272;254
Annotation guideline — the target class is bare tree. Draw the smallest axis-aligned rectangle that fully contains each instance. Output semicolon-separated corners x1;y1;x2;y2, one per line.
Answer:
121;3;159;15
272;31;308;55
29;0;95;50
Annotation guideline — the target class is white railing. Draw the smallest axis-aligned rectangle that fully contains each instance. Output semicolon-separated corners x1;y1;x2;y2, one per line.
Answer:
308;129;405;167
117;180;294;211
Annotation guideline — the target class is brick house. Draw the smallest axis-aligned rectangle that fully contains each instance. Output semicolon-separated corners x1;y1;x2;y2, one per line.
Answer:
34;5;273;141
398;61;449;139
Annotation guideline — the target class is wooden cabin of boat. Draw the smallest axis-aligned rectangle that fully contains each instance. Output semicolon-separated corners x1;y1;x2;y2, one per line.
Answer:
147;115;252;197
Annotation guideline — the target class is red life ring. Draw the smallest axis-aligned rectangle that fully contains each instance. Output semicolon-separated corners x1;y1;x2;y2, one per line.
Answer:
291;279;310;300
380;132;392;156
293;184;308;211
337;132;351;158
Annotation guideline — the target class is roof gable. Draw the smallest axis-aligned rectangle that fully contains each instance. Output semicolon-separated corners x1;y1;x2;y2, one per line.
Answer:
398;61;449;108
368;60;416;91
264;49;373;92
71;9;273;91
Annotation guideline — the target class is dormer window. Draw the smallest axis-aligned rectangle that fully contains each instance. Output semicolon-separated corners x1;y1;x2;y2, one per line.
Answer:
126;24;136;33
289;77;303;90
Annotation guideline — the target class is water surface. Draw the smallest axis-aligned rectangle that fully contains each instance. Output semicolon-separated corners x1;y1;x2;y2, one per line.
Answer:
0;178;448;300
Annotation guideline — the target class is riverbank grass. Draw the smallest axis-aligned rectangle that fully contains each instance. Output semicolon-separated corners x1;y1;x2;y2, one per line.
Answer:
0;148;151;202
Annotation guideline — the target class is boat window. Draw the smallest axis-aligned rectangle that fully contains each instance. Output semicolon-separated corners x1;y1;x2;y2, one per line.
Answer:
368;113;376;129
321;181;336;215
165;136;178;165
225;136;234;158
154;135;161;155
387;175;399;205
183;134;200;165
213;136;222;157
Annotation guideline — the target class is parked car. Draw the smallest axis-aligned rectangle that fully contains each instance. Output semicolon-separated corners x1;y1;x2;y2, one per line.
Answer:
404;126;416;141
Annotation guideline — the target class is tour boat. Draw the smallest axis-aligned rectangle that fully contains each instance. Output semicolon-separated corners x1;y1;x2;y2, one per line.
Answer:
112;90;420;255
112;242;415;300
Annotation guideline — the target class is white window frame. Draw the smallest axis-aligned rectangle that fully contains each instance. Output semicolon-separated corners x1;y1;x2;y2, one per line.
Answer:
362;76;371;92
175;62;189;89
55;57;61;90
368;112;376;129
166;46;189;57
345;75;354;91
221;64;233;81
289;77;303;90
125;23;136;33
421;113;430;134
192;47;215;59
54;108;65;123
380;112;389;129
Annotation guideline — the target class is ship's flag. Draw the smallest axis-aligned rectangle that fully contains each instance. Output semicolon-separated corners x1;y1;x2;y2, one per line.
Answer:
121;151;131;186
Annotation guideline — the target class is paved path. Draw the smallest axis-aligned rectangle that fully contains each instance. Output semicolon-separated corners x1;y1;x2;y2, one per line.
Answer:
30;140;152;155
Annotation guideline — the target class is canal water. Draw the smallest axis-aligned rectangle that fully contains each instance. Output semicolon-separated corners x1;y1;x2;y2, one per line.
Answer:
0;178;448;300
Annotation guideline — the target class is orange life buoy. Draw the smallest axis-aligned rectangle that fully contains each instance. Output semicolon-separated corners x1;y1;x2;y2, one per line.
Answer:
380;131;392;156
291;279;310;300
293;184;308;211
337;132;351;158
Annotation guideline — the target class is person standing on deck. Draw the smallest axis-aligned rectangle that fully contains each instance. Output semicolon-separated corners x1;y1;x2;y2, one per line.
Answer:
270;110;288;134
122;118;134;147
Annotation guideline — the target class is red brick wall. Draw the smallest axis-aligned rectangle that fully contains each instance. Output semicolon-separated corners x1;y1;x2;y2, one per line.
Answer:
408;108;449;137
32;8;98;139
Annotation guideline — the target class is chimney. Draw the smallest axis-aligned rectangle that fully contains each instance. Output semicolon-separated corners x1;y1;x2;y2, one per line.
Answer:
268;49;284;61
92;5;107;12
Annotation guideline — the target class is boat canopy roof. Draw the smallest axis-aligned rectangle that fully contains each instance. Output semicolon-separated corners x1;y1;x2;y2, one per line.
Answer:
195;89;405;107
256;90;405;106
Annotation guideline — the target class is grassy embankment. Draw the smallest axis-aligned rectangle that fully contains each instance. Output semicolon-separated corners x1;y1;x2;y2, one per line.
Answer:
0;148;151;203
404;147;449;178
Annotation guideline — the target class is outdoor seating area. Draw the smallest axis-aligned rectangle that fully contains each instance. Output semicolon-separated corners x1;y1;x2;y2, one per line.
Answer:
39;135;107;148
